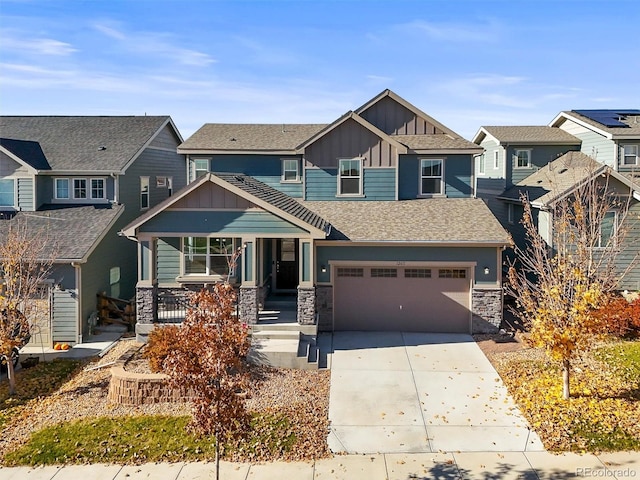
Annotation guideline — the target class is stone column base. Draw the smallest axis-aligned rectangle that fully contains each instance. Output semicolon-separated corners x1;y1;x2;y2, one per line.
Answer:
239;286;259;325
297;286;316;325
315;285;333;332
472;288;502;333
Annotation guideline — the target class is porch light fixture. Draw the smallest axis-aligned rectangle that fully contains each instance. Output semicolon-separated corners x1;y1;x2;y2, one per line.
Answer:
484;267;490;275
321;265;327;273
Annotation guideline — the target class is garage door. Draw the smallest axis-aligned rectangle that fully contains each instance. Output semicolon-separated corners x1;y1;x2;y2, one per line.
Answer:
333;266;470;333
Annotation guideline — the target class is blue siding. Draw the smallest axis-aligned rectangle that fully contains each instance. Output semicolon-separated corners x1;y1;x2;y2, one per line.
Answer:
157;238;181;284
399;155;473;199
204;155;303;198
506;145;580;187
305;168;395;200
140;210;307;235
316;245;498;284
51;289;77;344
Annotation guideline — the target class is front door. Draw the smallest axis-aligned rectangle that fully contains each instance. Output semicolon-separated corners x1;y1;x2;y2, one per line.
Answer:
275;238;298;290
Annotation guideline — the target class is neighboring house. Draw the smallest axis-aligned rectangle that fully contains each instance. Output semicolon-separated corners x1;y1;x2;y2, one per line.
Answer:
550;110;640;175
0;116;186;347
472;126;581;228
122;90;510;340
498;151;640;291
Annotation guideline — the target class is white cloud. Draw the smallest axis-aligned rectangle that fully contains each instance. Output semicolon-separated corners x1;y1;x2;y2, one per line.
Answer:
400;19;501;43
0;33;77;56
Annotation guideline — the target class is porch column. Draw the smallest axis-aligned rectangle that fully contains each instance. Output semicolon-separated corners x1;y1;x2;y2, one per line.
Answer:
136;237;157;341
239;238;258;324
297;239;316;325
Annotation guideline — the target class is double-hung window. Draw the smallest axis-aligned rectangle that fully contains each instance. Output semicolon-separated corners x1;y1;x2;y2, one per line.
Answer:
282;159;300;182
597;211;617;248
183;237;236;277
140;177;149;209
515;149;531;168
56;178;105;200
478;154;485;175
55;178;70;199
0;179;15;207
191;158;209;181
91;179;105;199
623;145;639;166
338;158;362;195
494;150;500;169
420;158;443;195
73;179;87;199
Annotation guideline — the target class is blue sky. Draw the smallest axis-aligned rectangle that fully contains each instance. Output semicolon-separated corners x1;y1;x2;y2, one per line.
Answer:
1;0;638;140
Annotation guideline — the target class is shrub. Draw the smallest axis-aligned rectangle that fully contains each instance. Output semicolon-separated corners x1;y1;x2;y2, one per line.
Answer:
592;294;640;337
144;324;180;373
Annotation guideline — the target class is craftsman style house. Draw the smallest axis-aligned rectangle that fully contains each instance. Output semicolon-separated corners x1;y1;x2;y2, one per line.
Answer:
0;116;185;347
122;90;510;341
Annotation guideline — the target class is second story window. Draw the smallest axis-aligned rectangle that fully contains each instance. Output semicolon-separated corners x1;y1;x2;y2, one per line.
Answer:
91;179;105;199
515;149;531;168
338;158;362;196
55;178;69;199
73;179;87;199
420;158;444;195
478;154;485;175
623;145;639;166
597;211;618;248
282;159;300;182
494;150;499;169
140;176;149;209
0;179;15;207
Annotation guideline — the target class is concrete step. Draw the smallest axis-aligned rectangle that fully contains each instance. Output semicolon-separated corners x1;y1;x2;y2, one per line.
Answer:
248;333;319;370
251;322;317;336
252;329;301;341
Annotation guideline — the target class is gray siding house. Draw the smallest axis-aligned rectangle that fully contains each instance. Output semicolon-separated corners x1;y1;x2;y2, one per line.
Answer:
122;90;510;340
0;116;186;346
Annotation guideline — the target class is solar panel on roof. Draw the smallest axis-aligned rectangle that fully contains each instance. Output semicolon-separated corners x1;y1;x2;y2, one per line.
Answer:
573;110;640;128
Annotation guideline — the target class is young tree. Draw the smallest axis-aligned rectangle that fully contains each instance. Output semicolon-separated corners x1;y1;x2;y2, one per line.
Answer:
0;217;57;395
507;166;640;400
147;283;249;480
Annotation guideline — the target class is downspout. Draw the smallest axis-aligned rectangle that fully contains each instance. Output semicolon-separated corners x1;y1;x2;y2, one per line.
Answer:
71;262;82;344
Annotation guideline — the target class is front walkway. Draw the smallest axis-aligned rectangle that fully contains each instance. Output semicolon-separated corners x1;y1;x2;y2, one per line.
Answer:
328;332;544;453
2;451;638;479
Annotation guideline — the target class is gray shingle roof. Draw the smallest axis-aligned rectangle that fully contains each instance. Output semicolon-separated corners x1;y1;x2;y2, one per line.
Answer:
302;198;509;243
0;116;171;171
482;126;580;144
0;204;124;261
393;134;481;151
0;138;51;170
215;173;328;231
178;124;327;152
500;151;605;205
563;111;640;137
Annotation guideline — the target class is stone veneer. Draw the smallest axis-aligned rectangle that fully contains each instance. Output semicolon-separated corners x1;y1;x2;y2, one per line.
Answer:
239;286;259;324
297;286;316;325
136;284;157;325
472;288;503;333
316;285;333;332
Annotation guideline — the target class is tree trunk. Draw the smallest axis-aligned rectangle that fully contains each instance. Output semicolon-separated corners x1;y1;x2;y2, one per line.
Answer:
562;358;571;400
215;430;220;480
7;359;16;396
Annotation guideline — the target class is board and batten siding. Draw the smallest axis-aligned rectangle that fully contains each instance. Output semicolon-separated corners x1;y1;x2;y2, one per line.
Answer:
398;155;472;199
304;118;396;168
304;167;395;200
315;245;499;285
559;120;616;168
51;289;78;344
359;96;444;136
204;154;304;198
172;181;257;209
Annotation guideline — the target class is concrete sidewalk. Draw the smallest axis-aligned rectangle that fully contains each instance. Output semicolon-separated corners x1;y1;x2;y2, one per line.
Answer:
1;451;638;479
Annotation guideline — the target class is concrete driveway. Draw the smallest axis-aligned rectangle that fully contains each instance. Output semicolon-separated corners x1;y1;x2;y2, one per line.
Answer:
327;331;544;454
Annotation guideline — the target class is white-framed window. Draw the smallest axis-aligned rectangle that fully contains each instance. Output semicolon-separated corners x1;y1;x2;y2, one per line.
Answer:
281;159;300;182
183;237;236;277
190;158;209;181
140;176;149;209
420;158;444;195
514;149;531;168
90;178;105;199
338;158;362;196
167;177;173;196
597;211;618;248
494;150;499;169
478;154;485;175
156;176;167;187
507;203;514;224
73;178;87;198
623;145;639;166
0;179;15;207
54;178;69;199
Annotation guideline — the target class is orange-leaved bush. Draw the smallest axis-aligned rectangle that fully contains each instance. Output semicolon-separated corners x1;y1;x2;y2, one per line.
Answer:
592;295;640;337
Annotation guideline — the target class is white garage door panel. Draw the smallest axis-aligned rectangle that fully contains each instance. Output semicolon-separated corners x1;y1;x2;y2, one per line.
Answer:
333;267;470;333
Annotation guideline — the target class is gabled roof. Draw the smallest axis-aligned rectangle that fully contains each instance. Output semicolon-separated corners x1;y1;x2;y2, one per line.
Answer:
550;110;640;139
0;138;51;171
472;126;580;145
0;116;179;172
121;173;329;238
294;111;408;154
178;124;327;154
393;134;482;153
0;204;124;262
355;89;462;139
303;198;509;245
499;151;640;207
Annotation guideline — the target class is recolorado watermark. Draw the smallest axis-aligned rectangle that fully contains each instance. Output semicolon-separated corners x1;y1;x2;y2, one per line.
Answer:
576;467;637;477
